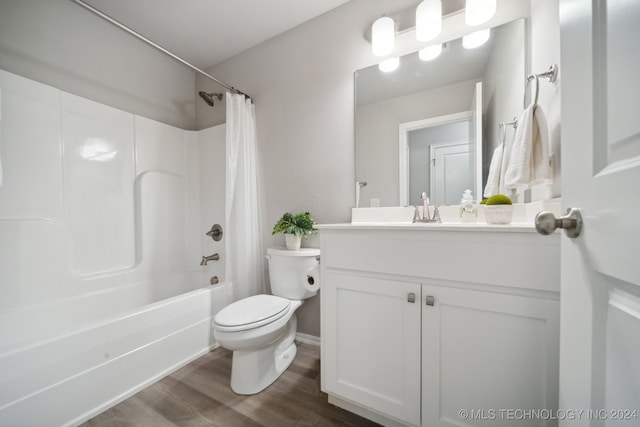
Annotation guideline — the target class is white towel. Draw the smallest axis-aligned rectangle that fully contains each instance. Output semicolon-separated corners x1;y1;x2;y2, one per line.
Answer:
483;142;504;198
504;104;551;190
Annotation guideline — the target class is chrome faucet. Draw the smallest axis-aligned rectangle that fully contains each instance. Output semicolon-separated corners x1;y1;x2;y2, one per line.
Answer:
412;206;422;223
413;207;441;223
200;253;220;265
432;206;441;223
412;198;441;223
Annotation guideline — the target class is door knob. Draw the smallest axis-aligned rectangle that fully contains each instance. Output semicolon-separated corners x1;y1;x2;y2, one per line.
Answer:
535;208;583;238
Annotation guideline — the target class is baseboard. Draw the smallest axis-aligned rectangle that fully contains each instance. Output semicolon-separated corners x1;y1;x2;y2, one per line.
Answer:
295;332;320;346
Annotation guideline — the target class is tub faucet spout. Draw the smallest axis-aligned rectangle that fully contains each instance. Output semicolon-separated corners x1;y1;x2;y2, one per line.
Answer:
200;253;220;265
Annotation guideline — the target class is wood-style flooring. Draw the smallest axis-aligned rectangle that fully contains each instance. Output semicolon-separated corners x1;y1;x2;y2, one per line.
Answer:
82;342;380;427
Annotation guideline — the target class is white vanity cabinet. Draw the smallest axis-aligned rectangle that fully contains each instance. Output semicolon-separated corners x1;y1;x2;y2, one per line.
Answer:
319;225;560;427
421;283;559;427
322;271;422;426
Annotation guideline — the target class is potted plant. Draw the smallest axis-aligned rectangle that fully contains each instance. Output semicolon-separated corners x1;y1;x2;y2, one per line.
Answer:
482;194;513;224
272;212;318;250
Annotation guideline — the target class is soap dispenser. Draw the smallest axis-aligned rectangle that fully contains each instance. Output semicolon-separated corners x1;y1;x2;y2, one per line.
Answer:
459;189;478;223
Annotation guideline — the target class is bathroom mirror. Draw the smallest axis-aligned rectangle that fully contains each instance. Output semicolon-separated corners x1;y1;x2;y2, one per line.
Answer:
355;18;525;207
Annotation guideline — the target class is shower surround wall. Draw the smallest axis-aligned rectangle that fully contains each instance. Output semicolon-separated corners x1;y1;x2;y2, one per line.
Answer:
0;69;228;425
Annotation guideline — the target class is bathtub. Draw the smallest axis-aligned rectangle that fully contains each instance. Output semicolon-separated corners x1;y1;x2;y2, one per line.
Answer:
0;279;232;426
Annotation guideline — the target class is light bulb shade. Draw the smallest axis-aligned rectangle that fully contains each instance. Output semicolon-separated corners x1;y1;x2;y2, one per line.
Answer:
465;0;497;26
379;57;400;72
416;0;442;42
419;44;443;61
463;28;491;49
372;17;395;56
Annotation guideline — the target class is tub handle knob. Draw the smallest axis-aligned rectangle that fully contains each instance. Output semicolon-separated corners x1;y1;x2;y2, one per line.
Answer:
206;224;223;241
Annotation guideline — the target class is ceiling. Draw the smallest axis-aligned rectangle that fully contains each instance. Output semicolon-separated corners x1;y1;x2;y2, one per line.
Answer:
82;0;352;69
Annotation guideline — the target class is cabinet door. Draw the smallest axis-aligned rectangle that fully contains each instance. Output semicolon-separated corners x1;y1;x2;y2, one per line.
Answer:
323;272;421;426
422;284;559;427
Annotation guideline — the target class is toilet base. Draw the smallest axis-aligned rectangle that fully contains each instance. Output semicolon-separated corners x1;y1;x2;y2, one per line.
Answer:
229;315;298;395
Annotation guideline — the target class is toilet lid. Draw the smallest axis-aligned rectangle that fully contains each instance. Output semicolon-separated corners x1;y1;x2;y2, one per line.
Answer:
267;247;321;257
214;294;290;329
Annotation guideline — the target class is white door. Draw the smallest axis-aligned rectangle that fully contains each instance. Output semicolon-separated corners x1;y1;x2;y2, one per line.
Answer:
430;141;473;205
559;0;640;423
469;81;483;201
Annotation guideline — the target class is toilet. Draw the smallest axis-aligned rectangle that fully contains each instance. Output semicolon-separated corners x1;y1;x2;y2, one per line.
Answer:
212;247;320;395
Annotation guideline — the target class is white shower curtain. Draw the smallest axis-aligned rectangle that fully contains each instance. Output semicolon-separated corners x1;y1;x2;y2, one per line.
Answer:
225;92;265;300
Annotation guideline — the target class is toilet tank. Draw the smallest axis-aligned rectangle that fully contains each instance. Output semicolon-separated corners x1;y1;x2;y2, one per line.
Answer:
266;247;321;300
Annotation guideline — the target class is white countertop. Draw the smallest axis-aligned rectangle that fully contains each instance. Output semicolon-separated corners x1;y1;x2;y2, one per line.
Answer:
316;222;540;233
330;198;562;233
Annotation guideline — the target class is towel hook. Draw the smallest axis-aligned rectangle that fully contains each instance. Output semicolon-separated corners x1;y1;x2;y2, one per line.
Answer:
499;117;518;144
524;74;540;108
500;117;518;129
537;64;558;83
523;64;558;108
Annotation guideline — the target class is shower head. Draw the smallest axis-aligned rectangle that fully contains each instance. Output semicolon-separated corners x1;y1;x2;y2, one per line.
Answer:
198;91;224;107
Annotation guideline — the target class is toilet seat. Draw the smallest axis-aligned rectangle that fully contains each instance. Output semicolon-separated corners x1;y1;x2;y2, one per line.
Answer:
214;294;291;332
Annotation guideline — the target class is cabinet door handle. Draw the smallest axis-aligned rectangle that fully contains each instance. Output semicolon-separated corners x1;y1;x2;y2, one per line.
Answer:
407;293;416;303
425;295;435;306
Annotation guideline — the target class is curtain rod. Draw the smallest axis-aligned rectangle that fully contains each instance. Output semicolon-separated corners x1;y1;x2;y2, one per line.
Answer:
69;0;251;99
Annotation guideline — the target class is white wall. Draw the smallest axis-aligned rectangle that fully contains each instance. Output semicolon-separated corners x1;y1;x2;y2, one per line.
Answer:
0;0;560;341
530;0;561;200
198;125;227;284
482;19;526;195
483;0;561;203
198;0;560;337
199;0;419;335
0;0;197;129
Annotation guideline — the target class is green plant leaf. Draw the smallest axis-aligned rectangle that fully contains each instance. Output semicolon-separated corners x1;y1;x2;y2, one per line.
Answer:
272;211;318;237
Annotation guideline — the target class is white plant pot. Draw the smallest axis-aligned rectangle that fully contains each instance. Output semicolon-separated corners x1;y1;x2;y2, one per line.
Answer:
285;234;302;250
485;205;514;224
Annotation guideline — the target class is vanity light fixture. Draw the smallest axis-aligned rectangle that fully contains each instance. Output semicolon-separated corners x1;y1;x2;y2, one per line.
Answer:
415;0;442;42
463;28;491;49
379;57;400;72
371;16;395;56
419;43;443;61
465;0;497;26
